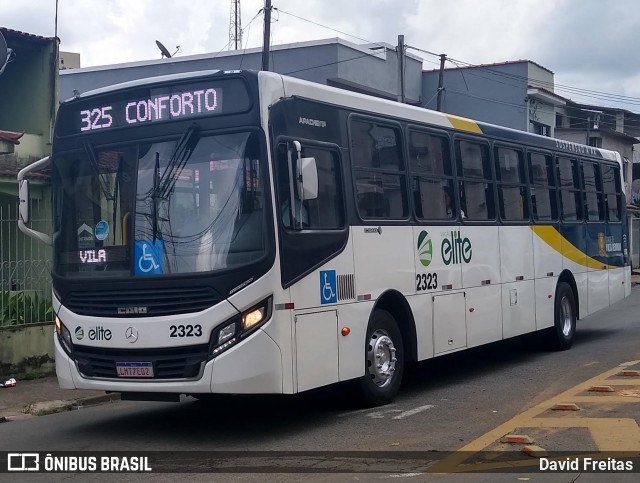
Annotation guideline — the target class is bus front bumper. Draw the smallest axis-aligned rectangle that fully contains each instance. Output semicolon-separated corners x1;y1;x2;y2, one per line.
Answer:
54;328;283;395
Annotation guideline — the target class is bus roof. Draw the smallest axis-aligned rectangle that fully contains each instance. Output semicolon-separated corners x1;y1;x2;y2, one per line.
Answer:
64;69;224;102
266;71;621;164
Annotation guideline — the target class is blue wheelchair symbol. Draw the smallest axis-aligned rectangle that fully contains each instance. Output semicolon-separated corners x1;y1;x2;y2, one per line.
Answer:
134;240;164;276
320;270;337;304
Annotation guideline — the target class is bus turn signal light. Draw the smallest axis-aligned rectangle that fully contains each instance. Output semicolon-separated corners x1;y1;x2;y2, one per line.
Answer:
341;327;350;336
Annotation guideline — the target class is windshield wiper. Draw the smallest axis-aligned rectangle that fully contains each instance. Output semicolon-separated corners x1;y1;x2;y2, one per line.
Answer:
83;141;114;202
156;124;200;201
152;152;160;242
149;123;200;243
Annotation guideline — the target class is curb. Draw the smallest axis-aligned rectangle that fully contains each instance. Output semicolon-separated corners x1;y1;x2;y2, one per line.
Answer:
72;392;121;408
1;392;121;420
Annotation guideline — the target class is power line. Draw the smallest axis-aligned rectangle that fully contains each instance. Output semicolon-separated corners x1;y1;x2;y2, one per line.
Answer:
287;8;640;110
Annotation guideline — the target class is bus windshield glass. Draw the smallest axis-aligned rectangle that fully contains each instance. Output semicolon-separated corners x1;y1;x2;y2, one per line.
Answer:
53;130;267;278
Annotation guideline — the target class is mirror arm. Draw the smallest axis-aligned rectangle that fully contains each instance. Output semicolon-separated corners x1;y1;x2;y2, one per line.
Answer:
17;156;52;245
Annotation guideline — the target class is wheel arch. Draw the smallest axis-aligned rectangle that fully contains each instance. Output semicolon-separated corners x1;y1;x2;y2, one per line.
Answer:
557;270;579;320
372;290;418;362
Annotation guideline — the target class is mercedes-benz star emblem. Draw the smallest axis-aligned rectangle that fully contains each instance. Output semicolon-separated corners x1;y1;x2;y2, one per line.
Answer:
125;327;138;343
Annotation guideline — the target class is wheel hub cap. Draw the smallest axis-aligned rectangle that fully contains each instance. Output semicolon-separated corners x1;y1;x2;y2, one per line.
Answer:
367;330;397;388
561;296;572;337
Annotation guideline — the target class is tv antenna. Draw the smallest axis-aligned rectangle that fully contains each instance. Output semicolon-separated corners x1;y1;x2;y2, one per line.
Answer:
0;30;14;76
155;40;181;59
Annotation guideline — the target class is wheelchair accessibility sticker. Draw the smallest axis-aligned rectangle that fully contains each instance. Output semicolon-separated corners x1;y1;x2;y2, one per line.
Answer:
134;240;164;276
320;270;337;304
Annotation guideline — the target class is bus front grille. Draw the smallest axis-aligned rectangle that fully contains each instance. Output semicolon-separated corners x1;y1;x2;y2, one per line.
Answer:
65;287;220;317
73;344;210;380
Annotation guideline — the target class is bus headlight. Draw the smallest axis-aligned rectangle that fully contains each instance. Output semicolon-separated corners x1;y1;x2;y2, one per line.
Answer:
55;315;73;356
210;297;272;357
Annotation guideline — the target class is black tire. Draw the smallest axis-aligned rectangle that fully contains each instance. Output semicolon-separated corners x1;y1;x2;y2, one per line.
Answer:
544;281;577;351
356;309;404;407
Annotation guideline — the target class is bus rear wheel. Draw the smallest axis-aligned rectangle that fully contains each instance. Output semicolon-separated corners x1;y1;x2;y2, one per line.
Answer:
357;309;404;407
545;282;576;351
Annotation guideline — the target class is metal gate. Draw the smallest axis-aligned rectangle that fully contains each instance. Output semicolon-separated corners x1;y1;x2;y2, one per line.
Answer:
0;194;53;327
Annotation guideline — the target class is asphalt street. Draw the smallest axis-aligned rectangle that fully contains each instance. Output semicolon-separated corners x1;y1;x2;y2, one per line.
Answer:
1;288;640;482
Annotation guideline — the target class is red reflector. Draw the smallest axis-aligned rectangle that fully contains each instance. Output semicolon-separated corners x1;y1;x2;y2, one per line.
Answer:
275;303;295;310
469;307;475;313
341;327;350;336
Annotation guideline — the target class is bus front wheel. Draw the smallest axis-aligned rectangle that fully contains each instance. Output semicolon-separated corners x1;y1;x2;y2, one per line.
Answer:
357;309;404;407
545;282;577;351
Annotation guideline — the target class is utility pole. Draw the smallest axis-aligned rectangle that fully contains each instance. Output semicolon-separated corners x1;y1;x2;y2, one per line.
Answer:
397;35;405;103
436;54;446;111
586;116;591;145
261;0;272;71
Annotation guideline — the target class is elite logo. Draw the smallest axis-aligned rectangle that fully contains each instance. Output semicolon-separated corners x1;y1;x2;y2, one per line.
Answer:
441;230;472;265
417;230;433;267
75;326;112;341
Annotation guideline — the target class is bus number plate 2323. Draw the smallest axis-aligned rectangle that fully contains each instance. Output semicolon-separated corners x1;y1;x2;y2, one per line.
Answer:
116;362;154;378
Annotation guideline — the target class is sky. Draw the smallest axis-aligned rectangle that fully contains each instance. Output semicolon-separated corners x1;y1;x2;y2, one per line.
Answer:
3;0;640;112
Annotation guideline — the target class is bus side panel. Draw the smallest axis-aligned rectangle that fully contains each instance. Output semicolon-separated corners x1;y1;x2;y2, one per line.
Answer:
352;226;415;300
289;236;356;310
294;310;338;392
499;226;535;339
585;224;609;315
465;285;502;348
499;226;534;283
532;226;562;280
460;226;501;289
412;225;459;361
624;266;632;298
460;226;502;347
535;277;557;330
560;224;588;317
607;223;626;305
502;281;536;338
337;301;374;381
406;294;434;361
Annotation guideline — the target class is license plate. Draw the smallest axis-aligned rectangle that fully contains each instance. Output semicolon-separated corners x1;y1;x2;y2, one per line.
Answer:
116;362;154;378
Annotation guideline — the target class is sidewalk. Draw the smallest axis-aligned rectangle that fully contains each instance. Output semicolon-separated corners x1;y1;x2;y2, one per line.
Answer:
0;376;119;421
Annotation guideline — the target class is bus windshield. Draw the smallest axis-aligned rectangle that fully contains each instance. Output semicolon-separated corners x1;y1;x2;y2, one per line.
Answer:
53;130;267;278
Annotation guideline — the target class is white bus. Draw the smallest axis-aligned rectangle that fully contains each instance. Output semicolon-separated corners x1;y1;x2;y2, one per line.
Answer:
19;70;630;406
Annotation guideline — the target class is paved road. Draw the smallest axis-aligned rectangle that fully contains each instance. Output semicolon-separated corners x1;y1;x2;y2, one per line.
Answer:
1;288;640;481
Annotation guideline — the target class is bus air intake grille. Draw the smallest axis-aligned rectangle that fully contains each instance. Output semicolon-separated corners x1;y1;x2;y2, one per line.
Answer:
337;274;355;301
73;344;209;379
65;287;220;317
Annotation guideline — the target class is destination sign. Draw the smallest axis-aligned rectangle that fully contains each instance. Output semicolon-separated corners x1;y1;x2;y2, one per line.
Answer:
57;78;250;136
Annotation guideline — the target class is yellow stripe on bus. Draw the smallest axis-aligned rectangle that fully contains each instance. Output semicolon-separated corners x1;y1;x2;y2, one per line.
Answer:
530;225;614;270
447;115;483;134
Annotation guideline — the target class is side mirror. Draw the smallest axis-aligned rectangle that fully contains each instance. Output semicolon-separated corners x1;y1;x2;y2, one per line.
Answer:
297;157;318;201
19;180;30;224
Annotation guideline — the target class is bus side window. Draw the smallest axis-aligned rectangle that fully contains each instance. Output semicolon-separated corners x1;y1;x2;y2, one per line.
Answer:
350;119;408;220
528;152;557;222
557;156;582;221
455;139;493;220
408;130;455;220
